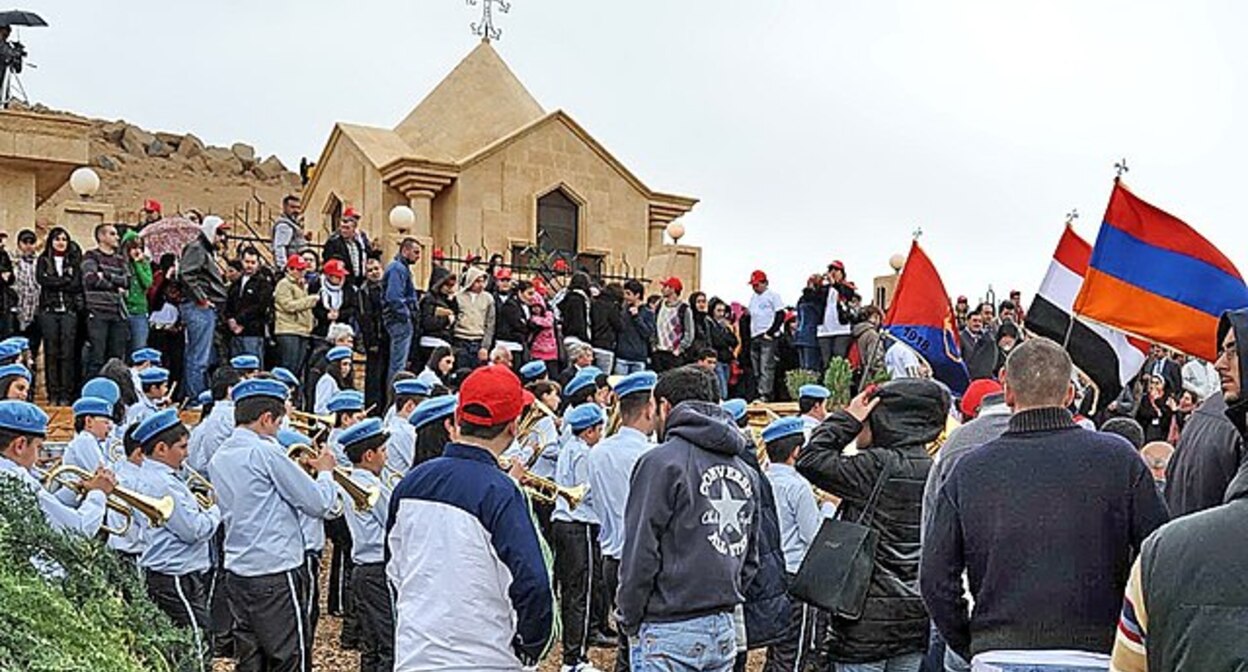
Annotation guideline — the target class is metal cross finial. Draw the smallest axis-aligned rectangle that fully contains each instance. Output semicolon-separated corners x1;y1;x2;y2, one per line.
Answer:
912;226;924;240
469;0;511;42
1065;208;1079;225
1114;158;1129;179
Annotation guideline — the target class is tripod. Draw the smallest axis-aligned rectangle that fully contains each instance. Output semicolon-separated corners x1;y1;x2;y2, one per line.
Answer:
0;63;27;108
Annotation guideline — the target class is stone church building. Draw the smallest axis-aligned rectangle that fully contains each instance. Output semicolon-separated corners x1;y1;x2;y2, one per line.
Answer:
302;40;700;289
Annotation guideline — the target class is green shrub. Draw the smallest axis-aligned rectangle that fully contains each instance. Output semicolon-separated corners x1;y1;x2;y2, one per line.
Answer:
784;369;819;402
0;477;194;671
823;357;854;408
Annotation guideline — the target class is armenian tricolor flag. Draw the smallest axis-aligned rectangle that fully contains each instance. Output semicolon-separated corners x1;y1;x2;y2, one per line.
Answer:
884;241;969;394
1073;181;1248;361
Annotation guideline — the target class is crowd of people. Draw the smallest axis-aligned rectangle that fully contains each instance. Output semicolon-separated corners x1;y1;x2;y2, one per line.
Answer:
0;192;1242;672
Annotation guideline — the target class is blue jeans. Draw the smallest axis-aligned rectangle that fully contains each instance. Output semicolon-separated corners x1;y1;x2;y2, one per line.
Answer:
837;653;924;672
386;318;413;387
180;302;216;403
127;315;149;352
231;335;264;368
714;362;730;398
630;612;736;672
615;359;647;375
593;348;616;375
798;344;822;372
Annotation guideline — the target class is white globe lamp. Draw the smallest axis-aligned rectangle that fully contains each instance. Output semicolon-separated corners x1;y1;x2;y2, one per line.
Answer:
888;253;906;273
70;167;100;199
389;205;415;229
665;221;686;243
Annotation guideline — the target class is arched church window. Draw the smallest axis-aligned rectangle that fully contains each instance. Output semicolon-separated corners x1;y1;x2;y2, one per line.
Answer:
536;189;579;258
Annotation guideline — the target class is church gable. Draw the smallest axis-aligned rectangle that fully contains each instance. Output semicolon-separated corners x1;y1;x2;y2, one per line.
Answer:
394;41;545;162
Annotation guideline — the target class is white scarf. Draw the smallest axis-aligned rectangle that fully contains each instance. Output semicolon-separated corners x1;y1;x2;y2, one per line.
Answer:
320;282;343;310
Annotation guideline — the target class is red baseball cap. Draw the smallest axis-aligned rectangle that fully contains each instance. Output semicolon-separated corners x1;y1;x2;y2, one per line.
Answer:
322;259;347;278
342;207;360;221
286;254;309;271
532;276;550;295
458;365;525;426
960;379;1003;419
749;270;768;285
661;276;683;294
432;248;445;260
957;295;968;303
494;267;513;280
829;260;845;271
552;258;569;272
143;199;162;213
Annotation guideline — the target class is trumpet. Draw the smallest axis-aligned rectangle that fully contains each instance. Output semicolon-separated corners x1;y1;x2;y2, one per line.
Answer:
381;464;404;489
38;464;175;536
497;455;587;509
184;466;216;510
605;401;622;437
287;444;380;513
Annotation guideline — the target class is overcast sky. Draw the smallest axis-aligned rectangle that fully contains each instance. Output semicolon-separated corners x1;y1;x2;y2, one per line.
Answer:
15;0;1245;306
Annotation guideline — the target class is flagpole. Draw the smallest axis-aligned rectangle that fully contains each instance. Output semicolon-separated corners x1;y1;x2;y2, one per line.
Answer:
1059;209;1081;351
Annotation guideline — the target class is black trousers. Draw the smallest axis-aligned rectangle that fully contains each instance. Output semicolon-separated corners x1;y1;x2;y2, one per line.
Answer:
325;517;358;645
303;551;322;654
85;313;129;378
553;519;599;665
146;570;213;671
227;569;312;672
39;312;75;403
602;555;630;672
352;562;395;672
651;350;683;372
763;598;823;672
208;527;235;657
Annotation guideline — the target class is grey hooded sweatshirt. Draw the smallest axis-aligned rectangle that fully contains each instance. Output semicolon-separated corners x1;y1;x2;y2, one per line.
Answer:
617;400;761;635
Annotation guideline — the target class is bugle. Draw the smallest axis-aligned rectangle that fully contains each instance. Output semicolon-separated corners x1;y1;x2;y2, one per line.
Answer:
381;464;404;489
515;399;558;469
287;444;380;513
289;409;336;428
38;464;175;536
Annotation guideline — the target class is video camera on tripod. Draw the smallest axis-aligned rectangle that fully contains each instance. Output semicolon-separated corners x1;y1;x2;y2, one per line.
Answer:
0;10;47;108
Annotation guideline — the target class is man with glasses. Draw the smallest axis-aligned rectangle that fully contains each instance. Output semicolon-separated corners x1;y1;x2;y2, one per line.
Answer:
272;195;307;264
82;223;131;377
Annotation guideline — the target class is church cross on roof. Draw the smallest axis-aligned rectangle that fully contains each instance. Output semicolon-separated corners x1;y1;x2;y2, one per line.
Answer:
468;0;510;42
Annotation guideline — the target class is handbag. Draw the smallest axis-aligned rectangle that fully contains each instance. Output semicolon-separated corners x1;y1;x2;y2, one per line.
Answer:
789;463;892;620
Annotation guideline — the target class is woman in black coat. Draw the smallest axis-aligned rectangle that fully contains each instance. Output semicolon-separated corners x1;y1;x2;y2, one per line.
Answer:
35;227;83;405
796;379;945;668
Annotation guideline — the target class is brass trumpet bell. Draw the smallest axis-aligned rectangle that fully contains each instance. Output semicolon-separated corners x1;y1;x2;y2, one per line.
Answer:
38;464;175;536
286;444;380;513
184;466;216;510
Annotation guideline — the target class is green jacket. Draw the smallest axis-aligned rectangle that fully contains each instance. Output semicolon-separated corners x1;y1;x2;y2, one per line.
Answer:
121;230;152;316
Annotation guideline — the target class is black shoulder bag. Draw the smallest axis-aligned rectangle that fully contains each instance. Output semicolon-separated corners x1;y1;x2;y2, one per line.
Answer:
789;464;891;620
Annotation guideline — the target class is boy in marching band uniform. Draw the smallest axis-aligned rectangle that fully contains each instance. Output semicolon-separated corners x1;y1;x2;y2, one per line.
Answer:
553;402;607;672
65;395;116;473
129;347;163;397
208;378;339;671
126;366;171;431
385;379;429;476
0;399;112;536
797;384;831;433
327;389;367;466
230;354;262;379
588;371;658;670
339;418;396;672
325;387;367;646
133;408;221;671
187;366;243;474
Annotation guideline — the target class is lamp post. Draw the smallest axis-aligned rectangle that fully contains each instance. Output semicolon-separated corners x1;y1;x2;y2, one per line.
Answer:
889;253;905;274
70;167;100;200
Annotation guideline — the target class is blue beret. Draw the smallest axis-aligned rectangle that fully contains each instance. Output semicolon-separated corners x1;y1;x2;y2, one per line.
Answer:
722;399;748;422
0;400;47;435
565;366;604;397
72;396;113;418
567;403;607;433
0;336;28;351
131;348;163;365
762;417;806;444
0;341;21;360
798;384;831;400
134;408;182;445
197;390;213;405
272;367;300;388
276;428;311;448
613;371;657;398
138;366;170;385
82;378;121;406
326;346;353;363
339;418;388;450
519;360;548;381
411;394;458;430
394;379;432;397
0;364;30;381
231;378;290;403
327;390;365;413
230;354;260;371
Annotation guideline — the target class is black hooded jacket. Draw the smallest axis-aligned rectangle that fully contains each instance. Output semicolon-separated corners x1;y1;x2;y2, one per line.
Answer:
735;443;791;649
617;401;761;635
419;265;459;345
1164;392;1243;517
796;378;945;663
1218;310;1248;441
